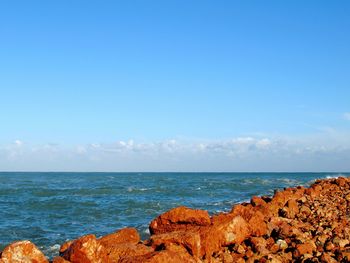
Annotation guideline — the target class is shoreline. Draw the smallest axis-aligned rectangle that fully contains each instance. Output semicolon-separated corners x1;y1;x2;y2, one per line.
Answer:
1;176;350;262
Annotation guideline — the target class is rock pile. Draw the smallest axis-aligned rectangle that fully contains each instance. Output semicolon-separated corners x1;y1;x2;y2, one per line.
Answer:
1;177;350;262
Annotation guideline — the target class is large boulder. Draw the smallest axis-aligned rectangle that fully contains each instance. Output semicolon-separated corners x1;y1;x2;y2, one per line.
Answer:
149;206;211;235
98;228;140;247
119;248;197;263
230;204;268;236
200;214;251;257
148;230;201;259
0;240;48;263
96;228;151;262
103;243;153;263
61;234;108;263
52;257;71;263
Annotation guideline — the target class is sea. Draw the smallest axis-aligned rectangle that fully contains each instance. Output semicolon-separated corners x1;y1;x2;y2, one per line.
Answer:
0;172;348;259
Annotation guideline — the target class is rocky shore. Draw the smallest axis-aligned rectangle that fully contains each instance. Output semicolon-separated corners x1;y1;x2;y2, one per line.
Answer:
1;176;350;262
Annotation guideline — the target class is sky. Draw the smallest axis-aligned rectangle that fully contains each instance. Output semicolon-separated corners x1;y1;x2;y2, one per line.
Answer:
0;1;350;172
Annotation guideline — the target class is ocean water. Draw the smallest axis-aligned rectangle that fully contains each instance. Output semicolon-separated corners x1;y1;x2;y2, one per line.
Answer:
0;172;348;258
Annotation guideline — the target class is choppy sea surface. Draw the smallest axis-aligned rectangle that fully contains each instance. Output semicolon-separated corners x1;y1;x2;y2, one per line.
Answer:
0;172;348;258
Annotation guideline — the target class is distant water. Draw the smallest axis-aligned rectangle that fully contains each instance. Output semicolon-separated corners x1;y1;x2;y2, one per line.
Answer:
0;172;348;258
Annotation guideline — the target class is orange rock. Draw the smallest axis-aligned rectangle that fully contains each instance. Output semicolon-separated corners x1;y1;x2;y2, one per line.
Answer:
320;252;338;263
272;190;293;207
231;253;245;262
267;202;282;217
281;251;293;262
267;216;291;235
299;205;312;216
265;254;285;262
59;240;73;255
250;237;269;256
293;187;306;199
251;196;266;207
230;203;268;236
247;211;268;236
305;187;321;199
61;234;109;263
148;230;201;259
98;228;140;248
0;240;48;263
325;241;335;251
104;243;153;263
279;222;305;241
340;250;350;261
265;237;275;248
149;206;211;235
284;199;299;219
295;241;316;256
200;215;250;257
215;214;250;244
230;204;254;220
143;249;197;263
80;228;151;263
52;256;71;263
119;249;197;263
161;243;193;255
336;177;347;187
214;250;234;263
269;243;280;253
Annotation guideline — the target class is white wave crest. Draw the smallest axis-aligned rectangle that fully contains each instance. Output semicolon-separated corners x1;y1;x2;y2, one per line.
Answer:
326;173;347;179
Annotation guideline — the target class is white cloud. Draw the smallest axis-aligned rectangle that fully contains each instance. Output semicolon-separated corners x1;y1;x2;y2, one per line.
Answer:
344;112;350;121
256;138;271;149
76;146;87;154
14;140;23;146
232;137;255;144
0;132;350;171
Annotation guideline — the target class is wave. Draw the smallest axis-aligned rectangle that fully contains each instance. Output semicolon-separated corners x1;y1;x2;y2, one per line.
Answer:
42;244;60;258
127;187;150;192
325;173;347;179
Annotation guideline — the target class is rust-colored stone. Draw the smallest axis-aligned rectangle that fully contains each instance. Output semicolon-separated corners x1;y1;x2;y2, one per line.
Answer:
61;234;109;263
250;237;269;256
284;199;299;219
149;206;211;235
251;196;266;207
104;243;153;263
0;240;48;263
200;215;250;258
148;230;201;259
248;211;268;236
119;249;197;263
52;256;71;263
295;241;316;256
98;228;140;248
320;252;338;263
59;240;73;255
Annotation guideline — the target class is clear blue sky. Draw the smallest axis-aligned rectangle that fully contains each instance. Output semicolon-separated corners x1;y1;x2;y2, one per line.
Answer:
0;1;349;171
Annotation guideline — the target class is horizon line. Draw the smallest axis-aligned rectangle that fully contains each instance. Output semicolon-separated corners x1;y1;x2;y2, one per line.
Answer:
0;171;348;174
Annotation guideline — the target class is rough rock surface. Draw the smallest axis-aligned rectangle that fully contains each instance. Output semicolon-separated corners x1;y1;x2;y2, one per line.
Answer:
60;234;109;263
149;206;211;235
2;177;350;262
98;228;140;247
0;240;48;263
52;257;70;263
